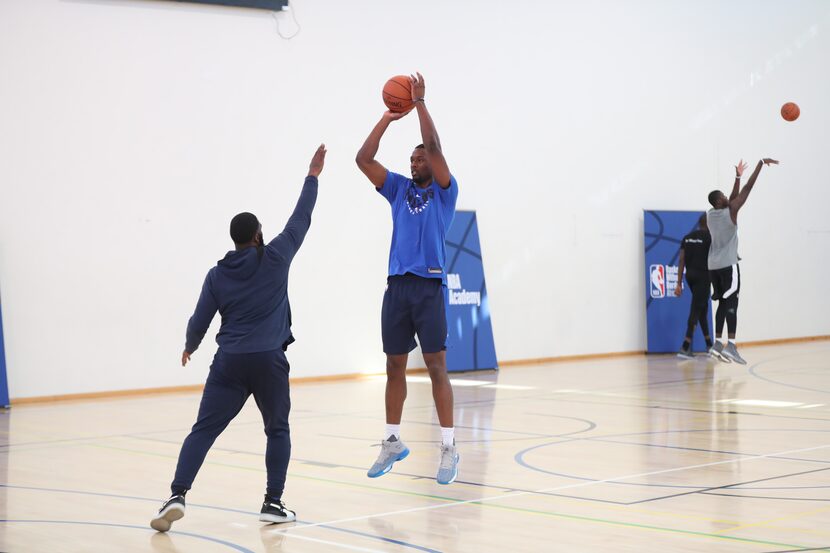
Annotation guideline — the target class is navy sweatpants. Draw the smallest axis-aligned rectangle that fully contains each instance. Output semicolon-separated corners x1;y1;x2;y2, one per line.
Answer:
172;348;291;499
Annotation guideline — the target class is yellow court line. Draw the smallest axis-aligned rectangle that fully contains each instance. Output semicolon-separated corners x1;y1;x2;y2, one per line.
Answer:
592;502;740;526
85;440;830;552
109;437;745;528
755;525;830;540
715;505;830;535
83;441;743;526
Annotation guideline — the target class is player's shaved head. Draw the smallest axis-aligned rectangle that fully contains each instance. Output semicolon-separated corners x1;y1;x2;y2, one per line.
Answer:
708;190;726;208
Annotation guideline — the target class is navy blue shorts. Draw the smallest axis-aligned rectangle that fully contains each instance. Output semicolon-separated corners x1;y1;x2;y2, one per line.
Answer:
381;273;447;355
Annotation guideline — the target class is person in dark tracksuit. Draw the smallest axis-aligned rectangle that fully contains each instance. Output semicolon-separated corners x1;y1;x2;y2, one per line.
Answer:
674;214;713;359
150;144;326;533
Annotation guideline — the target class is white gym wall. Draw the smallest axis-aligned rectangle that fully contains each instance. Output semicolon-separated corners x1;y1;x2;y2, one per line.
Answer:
1;0;828;399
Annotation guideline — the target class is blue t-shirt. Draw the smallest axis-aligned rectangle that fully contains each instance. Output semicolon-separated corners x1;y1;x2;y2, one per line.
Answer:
378;171;458;284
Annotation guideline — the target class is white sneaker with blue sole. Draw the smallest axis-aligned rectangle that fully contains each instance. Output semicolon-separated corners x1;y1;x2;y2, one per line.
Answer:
436;443;459;485
367;436;409;478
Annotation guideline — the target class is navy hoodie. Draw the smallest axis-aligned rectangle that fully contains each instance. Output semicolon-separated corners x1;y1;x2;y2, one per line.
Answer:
184;176;318;354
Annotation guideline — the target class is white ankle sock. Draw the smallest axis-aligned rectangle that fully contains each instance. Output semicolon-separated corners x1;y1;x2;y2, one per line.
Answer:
384;424;401;440
440;427;454;446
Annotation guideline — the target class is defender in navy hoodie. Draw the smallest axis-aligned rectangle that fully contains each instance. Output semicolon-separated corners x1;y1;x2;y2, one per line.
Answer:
151;145;326;533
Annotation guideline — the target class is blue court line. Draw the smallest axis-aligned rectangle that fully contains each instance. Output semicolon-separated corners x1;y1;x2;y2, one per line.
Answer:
763;546;830;553
0;519;255;552
134;428;827;505
624;466;830;505
701;491;830;503
748;349;830;395
126;435;631;505
0;414;558;450
0;484;441;553
316;413;596;444
514;428;830;490
0;401;578;450
316;432;546;444
582;436;830;471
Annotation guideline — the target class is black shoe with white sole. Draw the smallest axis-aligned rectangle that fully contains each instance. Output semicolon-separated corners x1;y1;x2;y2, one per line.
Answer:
259;496;296;524
150;494;185;532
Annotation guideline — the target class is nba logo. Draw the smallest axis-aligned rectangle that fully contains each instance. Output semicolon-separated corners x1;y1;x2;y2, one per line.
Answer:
649;264;665;298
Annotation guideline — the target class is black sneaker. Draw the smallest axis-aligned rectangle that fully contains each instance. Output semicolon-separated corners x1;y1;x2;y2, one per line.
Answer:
150;494;185;532
259;496;296;524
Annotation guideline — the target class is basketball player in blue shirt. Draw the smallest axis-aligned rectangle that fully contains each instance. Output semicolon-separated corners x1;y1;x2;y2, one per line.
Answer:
356;73;460;484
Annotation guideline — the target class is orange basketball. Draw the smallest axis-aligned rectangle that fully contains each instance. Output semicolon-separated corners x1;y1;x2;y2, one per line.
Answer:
781;102;800;122
382;75;413;113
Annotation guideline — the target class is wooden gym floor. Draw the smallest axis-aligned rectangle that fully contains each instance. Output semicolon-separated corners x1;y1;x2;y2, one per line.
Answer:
1;341;828;552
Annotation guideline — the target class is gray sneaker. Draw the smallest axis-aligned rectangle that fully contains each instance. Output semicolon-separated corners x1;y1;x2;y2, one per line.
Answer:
436;443;459;485
677;348;694;360
721;342;747;365
708;342;731;363
367;436;409;478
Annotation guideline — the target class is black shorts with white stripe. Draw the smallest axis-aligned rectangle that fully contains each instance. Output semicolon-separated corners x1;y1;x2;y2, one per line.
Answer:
710;264;740;301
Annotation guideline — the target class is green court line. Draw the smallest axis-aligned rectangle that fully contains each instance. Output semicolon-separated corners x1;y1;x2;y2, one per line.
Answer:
477;501;830;551
87;443;454;502
87;442;828;551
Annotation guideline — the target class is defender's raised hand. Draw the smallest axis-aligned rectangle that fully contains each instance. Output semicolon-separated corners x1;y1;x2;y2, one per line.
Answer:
762;158;779;166
735;160;748;177
308;144;327;177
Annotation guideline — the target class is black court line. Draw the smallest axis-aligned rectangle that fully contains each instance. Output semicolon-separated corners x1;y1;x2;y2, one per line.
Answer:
515;428;830;490
624;466;830;505
128;435;631;505
762;546;830;552
583;436;830;470
447;214;477;272
644;233;684;245
537;395;830;423
2;351;790;449
318;433;550;445
318;414;595;444
349;366;827;424
701;491;830;502
513;428;830;496
644;211;665;251
132;434;827;506
0;403;579;450
713;484;830;490
749;349;830;395
445;242;481;262
0;519;254;552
